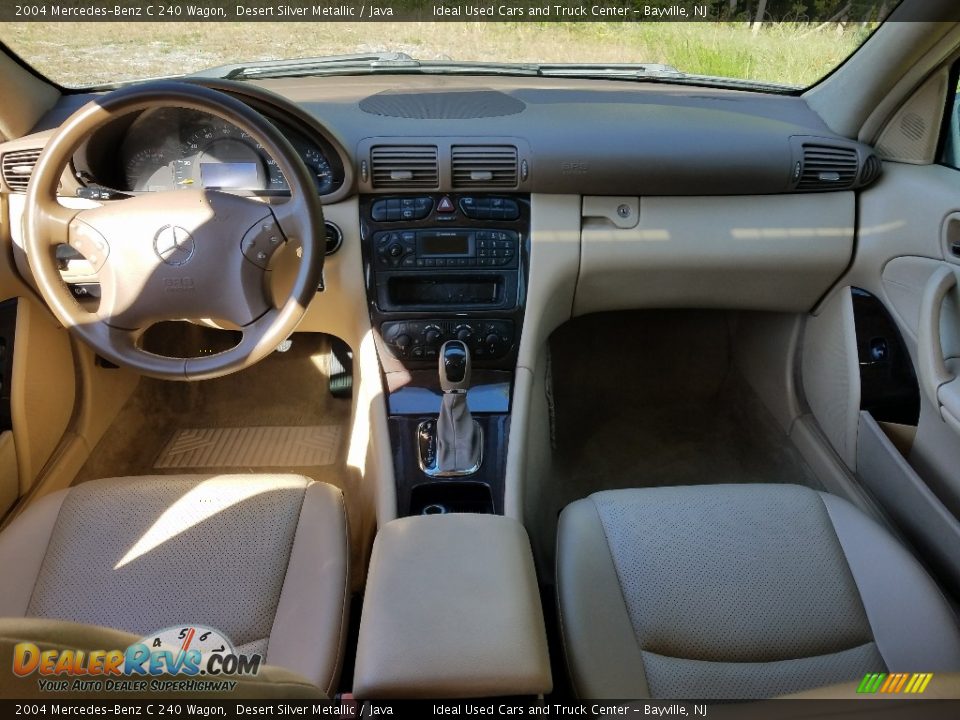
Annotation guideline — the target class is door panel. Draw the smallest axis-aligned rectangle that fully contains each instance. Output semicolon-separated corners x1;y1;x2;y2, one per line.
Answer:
0;195;77;516
839;160;960;595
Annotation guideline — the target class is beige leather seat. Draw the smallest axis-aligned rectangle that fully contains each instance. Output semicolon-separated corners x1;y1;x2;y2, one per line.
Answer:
557;483;960;699
0;474;349;697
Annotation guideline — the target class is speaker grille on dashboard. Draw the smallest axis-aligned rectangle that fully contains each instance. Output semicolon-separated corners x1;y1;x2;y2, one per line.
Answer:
359;90;526;119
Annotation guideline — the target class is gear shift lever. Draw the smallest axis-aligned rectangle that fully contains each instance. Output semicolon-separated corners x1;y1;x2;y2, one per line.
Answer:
418;340;483;477
440;339;470;393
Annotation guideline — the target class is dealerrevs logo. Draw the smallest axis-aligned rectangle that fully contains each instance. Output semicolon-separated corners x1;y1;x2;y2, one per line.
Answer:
12;625;260;693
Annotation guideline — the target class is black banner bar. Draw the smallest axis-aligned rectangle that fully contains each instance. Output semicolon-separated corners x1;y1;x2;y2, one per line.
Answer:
1;1;958;24
2;699;960;719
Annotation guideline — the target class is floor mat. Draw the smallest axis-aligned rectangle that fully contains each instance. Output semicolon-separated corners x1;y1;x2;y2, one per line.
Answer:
154;425;343;469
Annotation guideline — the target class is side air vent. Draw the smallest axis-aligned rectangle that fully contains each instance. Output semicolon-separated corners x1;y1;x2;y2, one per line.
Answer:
451;145;518;188
370;145;438;188
797;143;859;191
860;154;882;187
1;148;43;192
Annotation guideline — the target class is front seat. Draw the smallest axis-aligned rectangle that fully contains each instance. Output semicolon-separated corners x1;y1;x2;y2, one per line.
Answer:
0;474;349;697
557;484;960;699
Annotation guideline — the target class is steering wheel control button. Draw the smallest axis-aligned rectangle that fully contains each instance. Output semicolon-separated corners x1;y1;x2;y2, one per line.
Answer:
153;225;196;267
242;214;287;269
68;220;110;272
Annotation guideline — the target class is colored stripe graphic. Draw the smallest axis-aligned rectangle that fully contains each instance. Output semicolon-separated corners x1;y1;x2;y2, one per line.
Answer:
858;672;933;694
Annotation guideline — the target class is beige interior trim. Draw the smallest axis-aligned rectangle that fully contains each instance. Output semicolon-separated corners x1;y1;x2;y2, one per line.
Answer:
835;162;960;528
879;421;918;457
0;430;18;517
733;312;804;433
516;194;581;371
800;286;861;470
0;488;67;617
874;68;951;164
575;193;855;316
294;199;393;528
0;52;58;142
10;297;75;494
507;194;580;521
804;16;958;139
859;33;960;147
789;415;884;523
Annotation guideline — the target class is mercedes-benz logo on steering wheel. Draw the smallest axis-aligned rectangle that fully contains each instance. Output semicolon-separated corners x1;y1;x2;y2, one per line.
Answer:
153;225;196;266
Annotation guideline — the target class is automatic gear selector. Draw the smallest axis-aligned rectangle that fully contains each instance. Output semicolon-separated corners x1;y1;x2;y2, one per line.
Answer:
418;340;483;477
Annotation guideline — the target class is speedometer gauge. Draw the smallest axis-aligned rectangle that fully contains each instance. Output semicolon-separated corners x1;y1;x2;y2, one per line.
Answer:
125;148;173;191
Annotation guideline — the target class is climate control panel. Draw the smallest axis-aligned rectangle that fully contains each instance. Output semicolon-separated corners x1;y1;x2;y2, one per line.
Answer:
381;319;514;361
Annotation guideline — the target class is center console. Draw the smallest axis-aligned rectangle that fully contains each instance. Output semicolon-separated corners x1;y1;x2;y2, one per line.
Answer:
353;514;551;699
360;193;529;517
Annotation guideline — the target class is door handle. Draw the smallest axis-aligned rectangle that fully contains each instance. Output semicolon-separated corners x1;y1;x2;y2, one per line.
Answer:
917;264;960;431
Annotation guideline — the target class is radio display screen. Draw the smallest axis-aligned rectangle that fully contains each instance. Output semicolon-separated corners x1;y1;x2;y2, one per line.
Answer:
419;232;471;257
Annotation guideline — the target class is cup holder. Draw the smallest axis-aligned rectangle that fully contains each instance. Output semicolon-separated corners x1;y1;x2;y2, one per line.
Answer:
410;482;493;516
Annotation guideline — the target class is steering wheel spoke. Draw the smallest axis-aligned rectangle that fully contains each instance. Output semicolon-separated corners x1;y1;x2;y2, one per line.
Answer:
38;202;85;247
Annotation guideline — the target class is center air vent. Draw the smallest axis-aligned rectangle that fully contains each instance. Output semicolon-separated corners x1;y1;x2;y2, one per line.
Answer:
452;145;518;189
1;148;43;192
797;143;859;191
370;145;438;189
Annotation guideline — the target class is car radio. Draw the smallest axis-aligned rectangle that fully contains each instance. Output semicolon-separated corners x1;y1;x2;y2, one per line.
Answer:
373;229;519;270
361;193;528;370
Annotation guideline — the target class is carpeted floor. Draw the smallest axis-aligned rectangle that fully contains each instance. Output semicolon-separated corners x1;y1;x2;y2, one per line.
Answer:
531;311;821;574
73;329;372;585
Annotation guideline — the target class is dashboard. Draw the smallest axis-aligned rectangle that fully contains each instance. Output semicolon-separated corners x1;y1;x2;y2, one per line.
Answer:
73;105;346;196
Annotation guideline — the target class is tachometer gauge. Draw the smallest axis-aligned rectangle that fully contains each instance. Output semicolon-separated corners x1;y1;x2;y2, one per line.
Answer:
125;147;173;191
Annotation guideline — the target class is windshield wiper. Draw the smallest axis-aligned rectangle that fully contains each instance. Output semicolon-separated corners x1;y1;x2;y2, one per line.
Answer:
192;56;796;92
192;52;420;80
536;63;683;79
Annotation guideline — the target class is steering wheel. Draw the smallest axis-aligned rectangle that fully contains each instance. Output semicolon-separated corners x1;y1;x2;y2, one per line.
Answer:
23;81;324;381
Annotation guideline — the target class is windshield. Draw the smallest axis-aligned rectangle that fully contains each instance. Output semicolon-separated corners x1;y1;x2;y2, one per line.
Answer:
0;2;898;90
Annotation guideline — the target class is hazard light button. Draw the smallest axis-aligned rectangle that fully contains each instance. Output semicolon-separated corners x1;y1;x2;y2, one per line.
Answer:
437;196;455;213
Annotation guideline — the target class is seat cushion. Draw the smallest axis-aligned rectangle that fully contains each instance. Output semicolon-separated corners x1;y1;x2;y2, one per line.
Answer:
0;474;349;695
557;484;960;699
